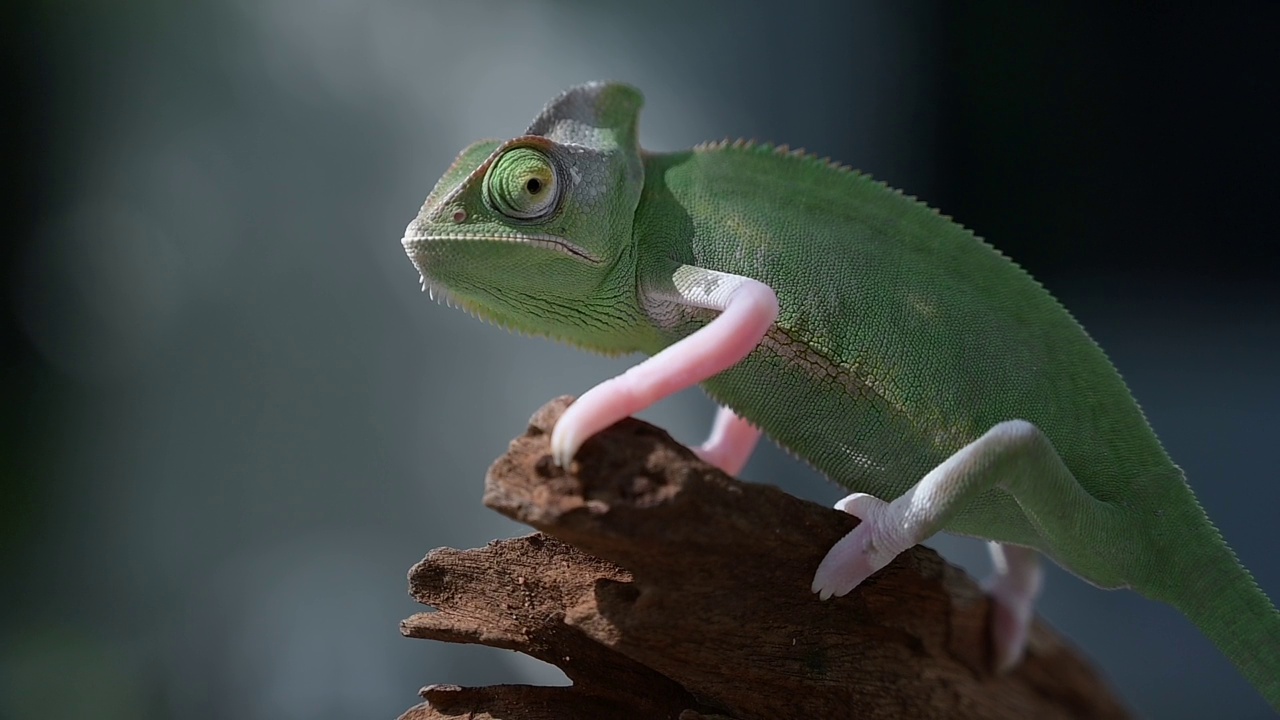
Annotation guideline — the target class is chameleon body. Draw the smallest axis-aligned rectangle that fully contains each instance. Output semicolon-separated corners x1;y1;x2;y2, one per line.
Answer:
401;82;1279;708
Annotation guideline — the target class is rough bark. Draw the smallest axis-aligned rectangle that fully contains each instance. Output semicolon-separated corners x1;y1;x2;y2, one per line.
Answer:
399;396;1131;720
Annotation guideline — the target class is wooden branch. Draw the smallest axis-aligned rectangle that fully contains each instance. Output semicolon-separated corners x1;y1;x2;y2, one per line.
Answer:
399;396;1131;720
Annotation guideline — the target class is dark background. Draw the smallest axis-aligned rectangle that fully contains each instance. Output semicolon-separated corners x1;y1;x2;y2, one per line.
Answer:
3;2;1277;718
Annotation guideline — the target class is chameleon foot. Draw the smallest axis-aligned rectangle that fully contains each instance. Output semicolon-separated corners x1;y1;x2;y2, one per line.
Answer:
811;493;907;600
981;542;1043;672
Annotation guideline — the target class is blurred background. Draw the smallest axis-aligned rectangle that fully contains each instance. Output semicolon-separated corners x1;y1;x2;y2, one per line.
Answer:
3;2;1278;718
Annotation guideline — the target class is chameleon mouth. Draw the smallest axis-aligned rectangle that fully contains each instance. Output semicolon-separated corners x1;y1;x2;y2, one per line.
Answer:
400;231;601;265
399;230;602;320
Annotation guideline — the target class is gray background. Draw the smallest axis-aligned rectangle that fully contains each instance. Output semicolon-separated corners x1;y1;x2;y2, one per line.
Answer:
4;2;1277;719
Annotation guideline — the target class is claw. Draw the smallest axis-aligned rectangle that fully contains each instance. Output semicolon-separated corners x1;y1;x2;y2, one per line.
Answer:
812;493;898;599
550;423;579;468
985;588;1034;672
811;527;886;598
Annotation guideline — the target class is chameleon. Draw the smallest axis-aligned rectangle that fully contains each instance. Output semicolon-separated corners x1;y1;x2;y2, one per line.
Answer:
400;81;1279;708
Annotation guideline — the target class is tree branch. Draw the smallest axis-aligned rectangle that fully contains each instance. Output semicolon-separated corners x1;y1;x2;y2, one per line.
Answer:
399;396;1131;720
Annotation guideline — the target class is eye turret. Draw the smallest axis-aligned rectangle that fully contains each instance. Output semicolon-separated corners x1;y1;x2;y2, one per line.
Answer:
485;146;560;221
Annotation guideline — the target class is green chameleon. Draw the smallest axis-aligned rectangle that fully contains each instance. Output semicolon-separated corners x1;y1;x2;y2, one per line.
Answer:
400;81;1279;708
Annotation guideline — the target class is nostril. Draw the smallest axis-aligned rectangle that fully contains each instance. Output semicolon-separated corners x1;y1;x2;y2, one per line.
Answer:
452;209;466;223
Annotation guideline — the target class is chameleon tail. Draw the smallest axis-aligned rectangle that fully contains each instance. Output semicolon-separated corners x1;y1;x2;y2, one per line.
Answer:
1155;506;1280;711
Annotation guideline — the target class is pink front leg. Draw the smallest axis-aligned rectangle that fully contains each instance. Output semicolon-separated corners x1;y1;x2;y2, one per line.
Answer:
696;405;762;476
551;270;779;466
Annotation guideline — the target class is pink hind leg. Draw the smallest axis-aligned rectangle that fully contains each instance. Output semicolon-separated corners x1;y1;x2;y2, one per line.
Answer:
982;542;1043;672
812;420;1103;674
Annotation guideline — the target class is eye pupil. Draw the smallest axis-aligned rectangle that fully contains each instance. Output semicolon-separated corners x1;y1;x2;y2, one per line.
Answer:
485;146;558;220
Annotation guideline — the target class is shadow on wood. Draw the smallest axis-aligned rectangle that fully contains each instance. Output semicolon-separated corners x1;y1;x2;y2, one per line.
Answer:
399;396;1130;720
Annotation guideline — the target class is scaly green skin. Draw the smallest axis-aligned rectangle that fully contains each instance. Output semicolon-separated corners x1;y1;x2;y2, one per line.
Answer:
402;82;1280;707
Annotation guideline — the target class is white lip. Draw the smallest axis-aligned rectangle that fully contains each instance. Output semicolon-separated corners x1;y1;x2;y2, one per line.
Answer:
400;231;601;264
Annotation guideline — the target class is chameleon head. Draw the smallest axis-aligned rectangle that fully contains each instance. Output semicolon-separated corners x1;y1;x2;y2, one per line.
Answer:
401;82;648;352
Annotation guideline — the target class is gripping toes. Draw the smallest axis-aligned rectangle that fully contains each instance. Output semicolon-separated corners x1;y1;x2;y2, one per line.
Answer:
981;543;1043;672
811;493;903;600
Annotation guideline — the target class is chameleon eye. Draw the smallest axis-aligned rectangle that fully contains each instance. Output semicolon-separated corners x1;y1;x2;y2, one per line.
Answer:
484;146;560;221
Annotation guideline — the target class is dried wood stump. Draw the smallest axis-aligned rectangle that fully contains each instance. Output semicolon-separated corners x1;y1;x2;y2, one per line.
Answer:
399;396;1130;720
